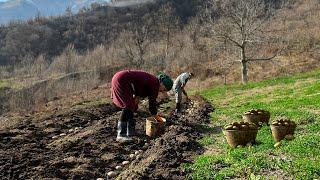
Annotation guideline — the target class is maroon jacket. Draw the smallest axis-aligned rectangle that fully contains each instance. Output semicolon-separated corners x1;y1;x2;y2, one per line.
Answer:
111;70;159;114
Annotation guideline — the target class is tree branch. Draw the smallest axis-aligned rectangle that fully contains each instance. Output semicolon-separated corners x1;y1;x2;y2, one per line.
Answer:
247;48;283;62
217;34;242;48
247;53;277;62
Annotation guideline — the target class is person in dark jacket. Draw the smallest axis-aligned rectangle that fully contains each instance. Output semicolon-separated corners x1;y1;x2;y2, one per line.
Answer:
111;70;173;142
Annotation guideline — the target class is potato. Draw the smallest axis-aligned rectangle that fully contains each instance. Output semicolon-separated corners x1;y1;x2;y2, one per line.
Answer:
129;154;135;159
274;142;281;148
107;171;117;178
224;125;233;130
232;126;239;130
115;166;122;170
240;124;248;130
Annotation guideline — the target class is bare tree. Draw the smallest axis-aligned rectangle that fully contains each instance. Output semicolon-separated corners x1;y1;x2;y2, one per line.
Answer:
120;16;153;68
206;0;281;84
156;3;180;59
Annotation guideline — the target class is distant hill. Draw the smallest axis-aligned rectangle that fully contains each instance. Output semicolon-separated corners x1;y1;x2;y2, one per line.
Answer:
0;0;156;24
0;0;113;24
0;0;319;83
0;0;199;66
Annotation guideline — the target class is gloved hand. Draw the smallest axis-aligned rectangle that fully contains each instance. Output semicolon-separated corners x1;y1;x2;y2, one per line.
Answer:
154;115;165;122
133;95;140;105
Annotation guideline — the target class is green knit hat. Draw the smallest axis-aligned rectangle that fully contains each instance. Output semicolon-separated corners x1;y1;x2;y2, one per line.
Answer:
157;72;173;91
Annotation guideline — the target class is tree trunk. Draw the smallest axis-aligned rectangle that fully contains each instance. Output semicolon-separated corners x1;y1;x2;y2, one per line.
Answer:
241;46;248;84
241;60;248;84
165;27;170;58
223;74;227;85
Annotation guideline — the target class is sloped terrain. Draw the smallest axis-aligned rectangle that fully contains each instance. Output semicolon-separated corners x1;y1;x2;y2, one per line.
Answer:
0;95;213;179
187;70;320;179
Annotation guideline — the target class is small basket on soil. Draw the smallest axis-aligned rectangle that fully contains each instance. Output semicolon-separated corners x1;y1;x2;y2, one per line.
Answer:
146;116;166;138
223;121;259;148
270;118;296;142
243;109;270;126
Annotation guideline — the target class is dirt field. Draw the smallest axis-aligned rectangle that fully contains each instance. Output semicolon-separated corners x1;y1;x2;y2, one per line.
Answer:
0;95;213;179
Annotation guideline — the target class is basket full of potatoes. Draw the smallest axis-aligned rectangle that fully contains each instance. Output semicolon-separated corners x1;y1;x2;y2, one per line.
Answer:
223;121;259;148
243;109;270;126
270;118;296;142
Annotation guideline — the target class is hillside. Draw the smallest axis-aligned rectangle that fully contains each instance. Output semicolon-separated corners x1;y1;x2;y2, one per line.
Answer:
0;0;319;125
0;0;318;77
0;0;319;179
0;0;201;65
186;69;320;179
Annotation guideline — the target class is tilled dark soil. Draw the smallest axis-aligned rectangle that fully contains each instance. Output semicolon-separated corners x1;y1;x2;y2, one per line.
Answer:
0;95;213;180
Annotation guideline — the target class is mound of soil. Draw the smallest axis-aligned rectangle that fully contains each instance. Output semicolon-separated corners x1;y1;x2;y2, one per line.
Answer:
0;95;213;179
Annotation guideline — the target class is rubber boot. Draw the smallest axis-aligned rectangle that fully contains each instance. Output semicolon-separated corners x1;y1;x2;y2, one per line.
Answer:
116;121;132;142
127;119;136;137
175;103;181;113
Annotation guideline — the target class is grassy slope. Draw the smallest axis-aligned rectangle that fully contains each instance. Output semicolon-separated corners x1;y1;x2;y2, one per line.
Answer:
186;70;320;179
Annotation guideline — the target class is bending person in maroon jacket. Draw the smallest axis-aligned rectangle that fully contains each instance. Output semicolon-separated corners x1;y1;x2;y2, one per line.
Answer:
111;70;173;142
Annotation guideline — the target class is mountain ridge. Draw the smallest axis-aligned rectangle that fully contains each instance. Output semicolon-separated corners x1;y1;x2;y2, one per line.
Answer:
0;0;111;24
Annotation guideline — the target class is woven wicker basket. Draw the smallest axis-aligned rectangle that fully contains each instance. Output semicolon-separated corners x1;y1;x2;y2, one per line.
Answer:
270;124;296;142
223;129;258;148
243;113;270;126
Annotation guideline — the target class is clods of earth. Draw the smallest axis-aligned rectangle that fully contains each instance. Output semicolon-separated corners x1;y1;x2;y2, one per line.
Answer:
0;95;213;179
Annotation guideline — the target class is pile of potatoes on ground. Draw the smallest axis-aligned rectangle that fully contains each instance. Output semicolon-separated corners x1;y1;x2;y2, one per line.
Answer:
224;121;258;131
243;109;270;116
271;118;296;127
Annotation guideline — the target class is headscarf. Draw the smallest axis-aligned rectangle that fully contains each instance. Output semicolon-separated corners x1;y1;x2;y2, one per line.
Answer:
157;72;173;91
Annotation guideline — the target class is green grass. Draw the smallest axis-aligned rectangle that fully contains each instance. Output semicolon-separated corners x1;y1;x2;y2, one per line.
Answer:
186;69;320;179
71;99;111;109
0;78;11;88
0;78;26;89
